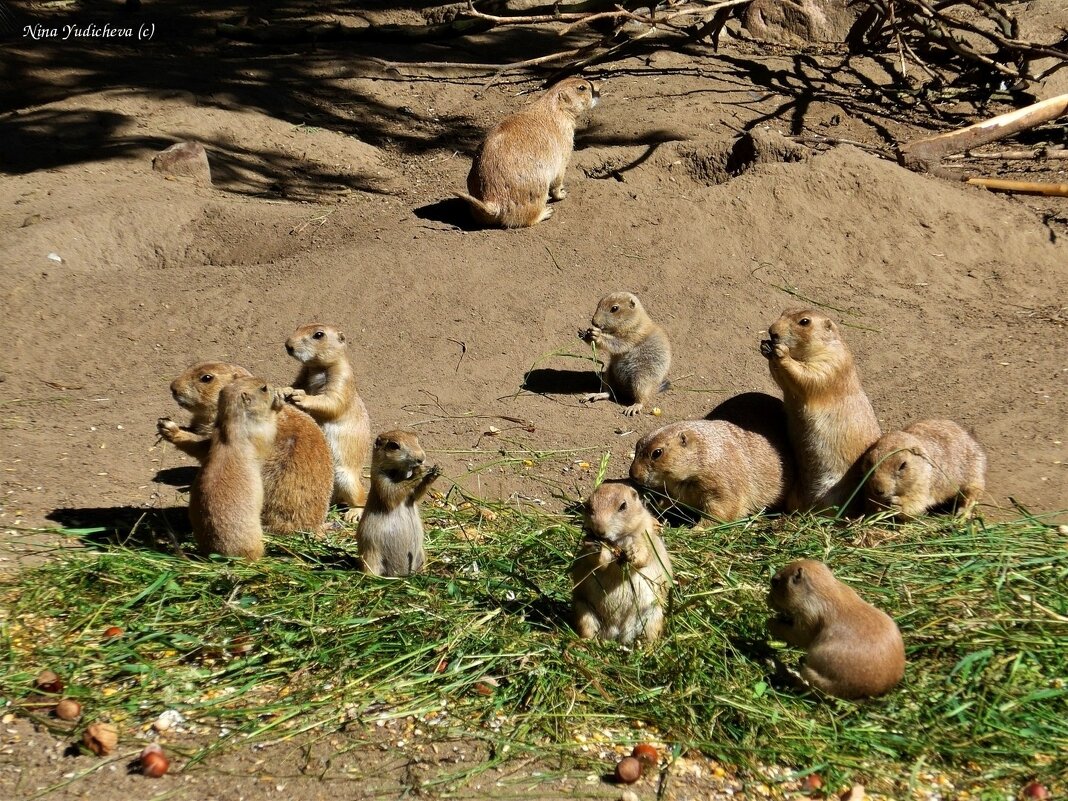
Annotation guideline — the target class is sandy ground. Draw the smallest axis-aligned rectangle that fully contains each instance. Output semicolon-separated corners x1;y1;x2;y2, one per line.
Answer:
1;0;1067;796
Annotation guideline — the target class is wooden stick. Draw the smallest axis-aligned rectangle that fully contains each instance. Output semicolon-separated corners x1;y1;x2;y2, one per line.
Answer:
898;93;1068;172
948;147;1068;161
966;177;1068;197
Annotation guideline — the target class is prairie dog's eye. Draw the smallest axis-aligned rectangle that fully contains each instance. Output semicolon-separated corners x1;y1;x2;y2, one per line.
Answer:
199;374;214;383
799;317;811;326
618;501;627;511
610;304;620;313
898;461;908;472
261;385;269;393
313;330;325;339
578;84;587;92
386;441;401;451
651;448;663;460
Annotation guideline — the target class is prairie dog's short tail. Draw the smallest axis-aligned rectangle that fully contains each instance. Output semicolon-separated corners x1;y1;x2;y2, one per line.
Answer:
453;191;500;221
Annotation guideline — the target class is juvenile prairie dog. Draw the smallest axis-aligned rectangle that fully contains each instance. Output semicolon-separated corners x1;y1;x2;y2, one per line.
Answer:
580;292;671;416
357;430;441;577
189;378;284;560
283;324;372;521
760;309;880;513
767;559;905;700
571;482;673;645
863;419;986;518
157;361;333;535
456;77;599;228
630;418;795;524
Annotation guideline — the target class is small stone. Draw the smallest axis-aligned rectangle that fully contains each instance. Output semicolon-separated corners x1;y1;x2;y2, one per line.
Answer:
152;141;212;187
619;791;640;801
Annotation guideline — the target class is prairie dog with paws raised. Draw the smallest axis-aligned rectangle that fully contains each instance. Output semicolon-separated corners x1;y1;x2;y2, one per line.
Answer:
580;291;671;417
760;309;880;513
357;430;441;577
283;324;371;521
571;482;673;645
863;419;986;518
157;360;333;534
767;559;905;700
457;77;599;228
189;378;283;560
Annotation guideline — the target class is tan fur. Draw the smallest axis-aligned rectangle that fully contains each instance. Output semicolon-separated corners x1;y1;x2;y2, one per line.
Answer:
630;417;795;525
760;309;881;513
581;291;671;416
457;78;599;228
571;483;673;645
863;419;987;518
357;430;440;577
282;324;372;521
767;559;905;700
189;378;284;559
157;361;333;534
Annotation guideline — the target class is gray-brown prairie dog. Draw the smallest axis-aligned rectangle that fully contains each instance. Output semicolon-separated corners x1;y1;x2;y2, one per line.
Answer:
863;419;986;518
767;559;905;700
630;418;795;524
760;309;880;513
189;378;284;560
282;324;372;521
580;291;671;416
157;361;333;534
571;482;673;645
456;77;599;228
357;430;441;577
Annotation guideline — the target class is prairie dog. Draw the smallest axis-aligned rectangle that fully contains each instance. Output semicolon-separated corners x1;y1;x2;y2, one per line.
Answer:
457;77;599;228
157;361;333;534
357;430;441;577
630;418;795;524
863;419;986;518
282;324;372;521
571;482;673;645
189;378;283;559
767;559;905;700
760;309;880;513
580;291;671;416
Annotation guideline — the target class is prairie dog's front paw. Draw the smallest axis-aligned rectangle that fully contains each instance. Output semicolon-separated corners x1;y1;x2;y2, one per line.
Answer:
157;418;179;440
622;403;644;417
286;388;308;405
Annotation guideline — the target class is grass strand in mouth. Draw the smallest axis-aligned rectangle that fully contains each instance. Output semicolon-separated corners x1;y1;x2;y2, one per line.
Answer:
1;504;1065;795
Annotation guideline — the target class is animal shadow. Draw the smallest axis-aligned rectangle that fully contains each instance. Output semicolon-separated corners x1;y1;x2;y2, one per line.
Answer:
414;197;480;230
153;466;197;489
46;506;190;553
522;367;601;395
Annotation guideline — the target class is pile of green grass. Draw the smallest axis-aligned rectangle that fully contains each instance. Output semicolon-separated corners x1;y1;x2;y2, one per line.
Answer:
1;503;1065;794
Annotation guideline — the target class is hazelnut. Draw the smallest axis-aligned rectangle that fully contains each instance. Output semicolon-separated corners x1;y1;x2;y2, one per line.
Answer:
614;756;642;784
801;773;823;793
631;743;658;767
1021;782;1050;800
140;744;169;778
35;669;63;694
103;626;123;639
55;699;82;722
83;722;118;756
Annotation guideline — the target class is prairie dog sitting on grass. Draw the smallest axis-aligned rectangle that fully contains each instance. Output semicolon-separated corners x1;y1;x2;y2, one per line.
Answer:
189;378;284;560
571;482;673;645
767;559;905;700
157;360;333;535
760;309;880;514
580;291;671;417
357;430;441;577
457;77;599;228
863;419;986;518
282;324;371;522
629;418;794;524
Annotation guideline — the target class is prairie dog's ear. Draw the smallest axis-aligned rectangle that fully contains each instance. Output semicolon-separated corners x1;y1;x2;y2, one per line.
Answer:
337;331;347;344
628;297;636;309
678;432;687;447
791;566;804;585
241;391;253;407
374;435;385;449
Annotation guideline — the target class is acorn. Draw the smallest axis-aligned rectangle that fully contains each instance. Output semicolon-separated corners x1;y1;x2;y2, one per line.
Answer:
631;743;658;767
614;756;642;784
54;698;82;722
83;722;118;756
35;669;63;694
103;626;123;639
140;743;169;778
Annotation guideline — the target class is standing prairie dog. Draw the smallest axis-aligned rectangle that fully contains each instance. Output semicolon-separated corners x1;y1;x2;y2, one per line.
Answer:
157;361;333;535
357;430;441;577
767;559;905;699
630;418;795;525
282;324;371;522
456;77;599;228
189;378;283;560
580;292;671;416
863;419;986;518
760;309;880;513
571;482;673;645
